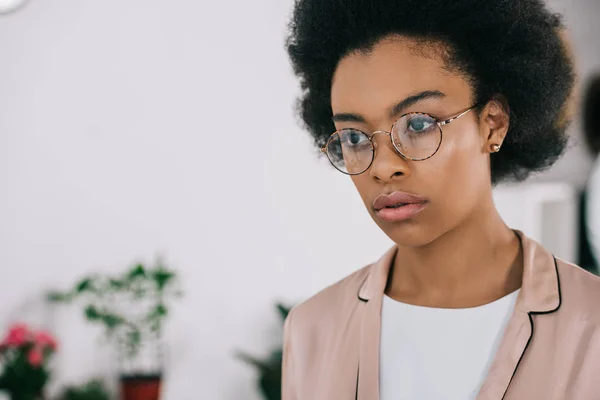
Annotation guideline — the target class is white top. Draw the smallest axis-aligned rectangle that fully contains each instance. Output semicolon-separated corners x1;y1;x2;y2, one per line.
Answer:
587;157;600;266
380;289;520;400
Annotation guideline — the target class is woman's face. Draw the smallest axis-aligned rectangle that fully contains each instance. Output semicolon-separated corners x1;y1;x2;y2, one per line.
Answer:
330;36;507;247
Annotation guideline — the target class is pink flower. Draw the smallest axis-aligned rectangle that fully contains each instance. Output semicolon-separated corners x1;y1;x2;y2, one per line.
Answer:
35;331;57;351
1;323;31;347
27;347;44;367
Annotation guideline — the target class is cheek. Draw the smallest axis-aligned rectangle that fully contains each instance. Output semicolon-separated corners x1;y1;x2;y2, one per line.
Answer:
417;127;490;208
439;124;487;175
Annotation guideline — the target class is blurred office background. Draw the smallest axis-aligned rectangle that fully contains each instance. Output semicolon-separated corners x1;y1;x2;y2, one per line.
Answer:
0;0;598;399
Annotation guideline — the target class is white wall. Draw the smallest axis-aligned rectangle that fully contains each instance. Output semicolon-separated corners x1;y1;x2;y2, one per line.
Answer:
0;1;598;399
0;1;391;398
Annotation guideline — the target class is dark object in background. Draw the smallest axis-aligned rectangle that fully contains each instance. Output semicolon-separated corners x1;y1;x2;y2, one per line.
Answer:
580;74;600;275
236;303;292;400
582;74;600;157
120;374;161;400
578;190;599;274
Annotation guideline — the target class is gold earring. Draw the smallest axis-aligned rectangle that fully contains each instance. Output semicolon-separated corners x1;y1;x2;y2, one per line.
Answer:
491;144;501;153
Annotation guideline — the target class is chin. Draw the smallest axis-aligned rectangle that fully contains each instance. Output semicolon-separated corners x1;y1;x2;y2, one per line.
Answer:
374;218;443;248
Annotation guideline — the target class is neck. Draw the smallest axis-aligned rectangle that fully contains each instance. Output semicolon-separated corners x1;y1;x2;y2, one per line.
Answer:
386;199;523;308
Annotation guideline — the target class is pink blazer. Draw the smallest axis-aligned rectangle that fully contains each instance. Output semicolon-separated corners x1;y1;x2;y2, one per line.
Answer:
282;232;600;399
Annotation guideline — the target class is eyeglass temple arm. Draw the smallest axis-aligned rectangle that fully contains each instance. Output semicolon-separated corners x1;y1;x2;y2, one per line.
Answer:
438;107;474;126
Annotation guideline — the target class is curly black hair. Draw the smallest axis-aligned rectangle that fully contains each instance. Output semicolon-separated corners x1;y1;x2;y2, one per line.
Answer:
285;0;575;183
583;74;600;156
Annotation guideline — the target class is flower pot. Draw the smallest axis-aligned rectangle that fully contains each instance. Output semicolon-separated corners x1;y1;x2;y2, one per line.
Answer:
120;373;161;400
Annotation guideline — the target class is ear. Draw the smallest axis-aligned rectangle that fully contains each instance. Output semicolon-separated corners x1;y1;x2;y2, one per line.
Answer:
480;96;510;153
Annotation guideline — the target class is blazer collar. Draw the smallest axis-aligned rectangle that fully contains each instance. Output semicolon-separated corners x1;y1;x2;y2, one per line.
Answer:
514;230;561;313
357;230;560;314
357;246;395;302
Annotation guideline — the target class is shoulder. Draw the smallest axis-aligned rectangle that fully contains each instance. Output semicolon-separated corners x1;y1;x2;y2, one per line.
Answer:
556;258;600;320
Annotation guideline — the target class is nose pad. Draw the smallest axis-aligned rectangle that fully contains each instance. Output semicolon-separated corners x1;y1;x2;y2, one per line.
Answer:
371;131;392;151
371;130;390;140
371;130;402;157
369;131;410;181
373;130;406;155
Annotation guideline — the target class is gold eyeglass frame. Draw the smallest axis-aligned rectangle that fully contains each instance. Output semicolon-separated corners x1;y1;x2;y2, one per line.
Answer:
320;105;476;175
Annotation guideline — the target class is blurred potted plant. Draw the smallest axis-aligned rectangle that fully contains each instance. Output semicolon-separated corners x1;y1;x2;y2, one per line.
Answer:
56;379;110;400
235;303;291;400
0;323;58;400
47;258;181;400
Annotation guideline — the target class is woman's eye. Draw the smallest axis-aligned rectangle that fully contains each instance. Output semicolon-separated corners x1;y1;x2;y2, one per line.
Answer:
407;116;436;133
342;130;368;146
349;132;364;144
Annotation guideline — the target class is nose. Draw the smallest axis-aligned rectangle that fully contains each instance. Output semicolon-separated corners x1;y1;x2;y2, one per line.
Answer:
368;131;411;183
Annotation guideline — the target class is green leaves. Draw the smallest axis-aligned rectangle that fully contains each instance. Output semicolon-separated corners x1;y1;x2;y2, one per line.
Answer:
84;305;101;321
152;269;175;292
46;257;181;361
46;291;71;302
276;303;291;322
235;351;270;371
60;378;110;400
109;278;125;290
127;264;147;280
76;278;93;293
146;303;168;334
123;329;142;359
103;314;125;331
46;276;97;303
149;303;168;319
84;305;127;336
236;302;293;400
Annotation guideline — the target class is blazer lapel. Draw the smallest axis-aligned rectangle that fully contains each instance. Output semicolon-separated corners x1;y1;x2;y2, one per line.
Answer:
476;310;532;399
477;231;561;399
356;247;396;400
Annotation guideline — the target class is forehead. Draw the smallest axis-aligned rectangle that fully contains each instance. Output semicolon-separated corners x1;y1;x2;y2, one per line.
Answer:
331;37;470;117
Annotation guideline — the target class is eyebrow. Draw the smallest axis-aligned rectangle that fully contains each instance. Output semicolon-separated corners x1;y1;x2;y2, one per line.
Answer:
331;90;446;123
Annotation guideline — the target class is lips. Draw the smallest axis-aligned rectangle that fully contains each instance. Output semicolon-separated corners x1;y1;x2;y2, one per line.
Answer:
373;191;428;211
372;191;429;222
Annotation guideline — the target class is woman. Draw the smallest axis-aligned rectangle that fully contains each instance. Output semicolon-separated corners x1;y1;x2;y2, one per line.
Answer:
585;75;600;271
282;0;600;399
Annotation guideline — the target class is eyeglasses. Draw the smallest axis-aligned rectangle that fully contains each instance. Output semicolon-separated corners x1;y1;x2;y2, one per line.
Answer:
320;106;476;175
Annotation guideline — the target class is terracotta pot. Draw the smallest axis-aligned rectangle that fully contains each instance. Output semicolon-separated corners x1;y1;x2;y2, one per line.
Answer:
120;374;162;400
